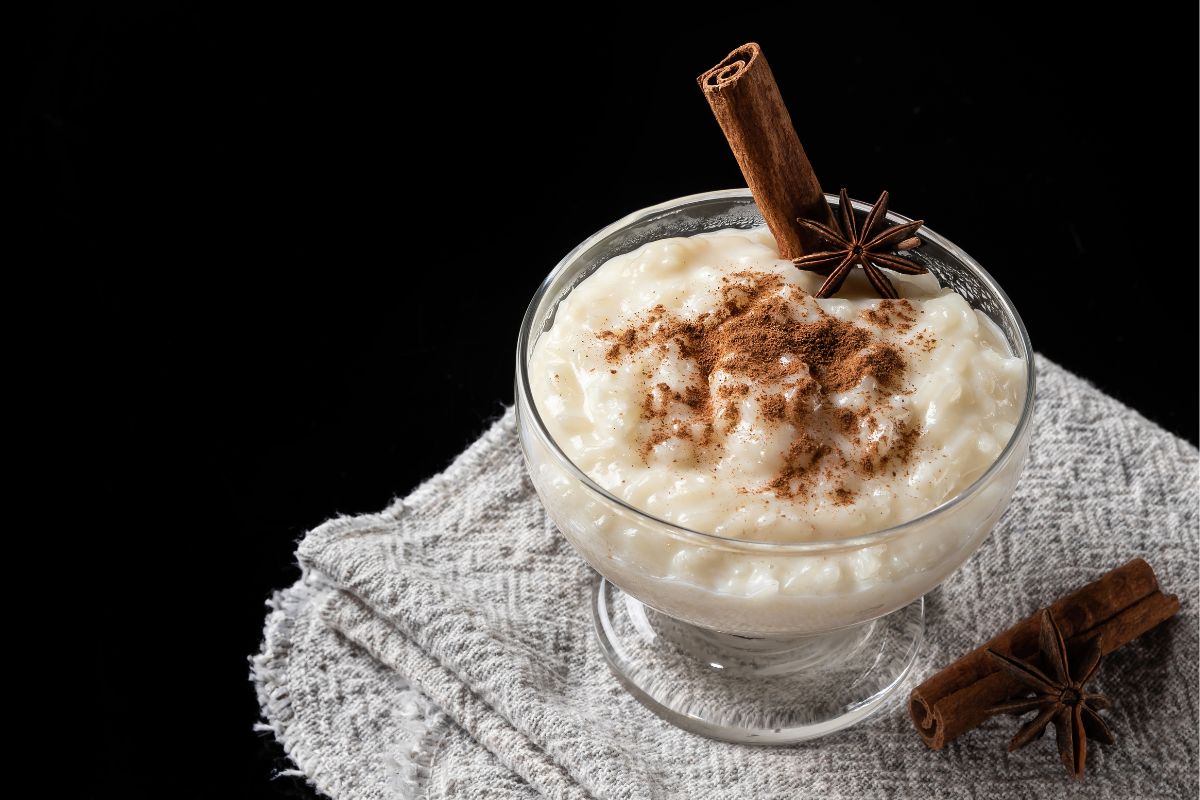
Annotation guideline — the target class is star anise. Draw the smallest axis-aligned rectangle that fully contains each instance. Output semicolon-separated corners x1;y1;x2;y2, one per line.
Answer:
792;189;927;299
986;609;1115;780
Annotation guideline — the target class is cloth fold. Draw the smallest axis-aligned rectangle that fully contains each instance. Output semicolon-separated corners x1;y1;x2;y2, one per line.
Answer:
254;356;1198;799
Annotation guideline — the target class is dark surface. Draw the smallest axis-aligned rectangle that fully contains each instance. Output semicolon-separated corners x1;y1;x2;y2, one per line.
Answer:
26;5;1196;798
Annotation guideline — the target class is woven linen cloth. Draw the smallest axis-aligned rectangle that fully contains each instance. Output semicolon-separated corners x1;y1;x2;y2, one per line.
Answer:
253;355;1199;799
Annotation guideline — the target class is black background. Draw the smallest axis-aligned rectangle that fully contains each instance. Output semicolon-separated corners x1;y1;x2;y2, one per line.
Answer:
24;4;1196;797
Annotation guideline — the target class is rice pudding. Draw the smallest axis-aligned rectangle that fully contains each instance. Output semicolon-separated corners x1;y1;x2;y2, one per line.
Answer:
524;225;1027;632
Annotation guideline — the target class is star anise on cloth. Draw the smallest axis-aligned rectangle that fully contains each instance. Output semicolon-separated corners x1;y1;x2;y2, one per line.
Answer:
792;189;926;299
986;609;1115;779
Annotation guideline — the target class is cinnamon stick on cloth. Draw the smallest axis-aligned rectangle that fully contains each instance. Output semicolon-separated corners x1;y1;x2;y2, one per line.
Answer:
911;558;1180;749
698;43;835;257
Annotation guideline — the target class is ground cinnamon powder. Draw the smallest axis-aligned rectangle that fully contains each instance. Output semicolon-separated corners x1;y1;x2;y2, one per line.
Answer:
599;272;922;499
862;299;917;332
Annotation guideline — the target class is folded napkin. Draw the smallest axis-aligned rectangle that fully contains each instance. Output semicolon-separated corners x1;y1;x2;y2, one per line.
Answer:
253;356;1198;799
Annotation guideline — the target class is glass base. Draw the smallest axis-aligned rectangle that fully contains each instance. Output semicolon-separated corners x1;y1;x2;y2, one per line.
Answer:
592;577;924;743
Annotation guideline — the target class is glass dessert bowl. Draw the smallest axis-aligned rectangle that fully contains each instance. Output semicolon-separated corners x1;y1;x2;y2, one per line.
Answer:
515;189;1035;742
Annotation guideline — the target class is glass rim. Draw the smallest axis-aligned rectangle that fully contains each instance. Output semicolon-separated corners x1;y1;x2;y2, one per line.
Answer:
515;188;1036;554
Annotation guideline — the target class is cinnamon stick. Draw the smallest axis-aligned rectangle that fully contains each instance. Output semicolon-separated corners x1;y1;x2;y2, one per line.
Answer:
697;43;834;258
910;559;1179;749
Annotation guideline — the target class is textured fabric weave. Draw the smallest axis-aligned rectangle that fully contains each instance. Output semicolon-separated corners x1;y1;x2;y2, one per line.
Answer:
253;356;1198;799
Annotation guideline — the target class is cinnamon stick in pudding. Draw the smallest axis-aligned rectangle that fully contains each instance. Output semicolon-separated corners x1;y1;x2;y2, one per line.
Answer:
910;559;1179;749
697;43;835;258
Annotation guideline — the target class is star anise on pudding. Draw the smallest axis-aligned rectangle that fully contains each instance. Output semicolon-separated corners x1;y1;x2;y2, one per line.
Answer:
986;609;1115;780
792;188;926;299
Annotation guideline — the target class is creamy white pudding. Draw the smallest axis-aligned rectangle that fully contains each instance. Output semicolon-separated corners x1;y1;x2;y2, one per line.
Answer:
524;226;1027;631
